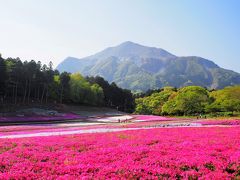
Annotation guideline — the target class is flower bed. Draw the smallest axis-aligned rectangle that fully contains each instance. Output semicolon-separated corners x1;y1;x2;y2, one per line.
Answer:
0;127;240;179
198;119;240;126
133;115;177;122
0;124;115;137
0;113;84;123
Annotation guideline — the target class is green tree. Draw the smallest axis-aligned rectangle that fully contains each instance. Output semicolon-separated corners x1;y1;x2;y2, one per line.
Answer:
162;86;210;115
206;86;240;114
135;87;176;115
86;76;135;112
0;54;6;102
60;72;70;103
69;73;104;105
90;84;104;105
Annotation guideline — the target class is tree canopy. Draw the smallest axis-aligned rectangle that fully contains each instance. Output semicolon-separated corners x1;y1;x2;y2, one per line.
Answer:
205;86;240;114
1;54;239;115
0;56;134;112
135;86;240;116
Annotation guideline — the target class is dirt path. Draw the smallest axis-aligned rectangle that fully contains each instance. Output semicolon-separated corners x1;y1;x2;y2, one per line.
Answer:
0;114;213;139
0;127;142;139
0;122;205;139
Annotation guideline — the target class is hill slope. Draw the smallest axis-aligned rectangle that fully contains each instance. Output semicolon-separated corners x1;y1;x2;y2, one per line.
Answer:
57;41;240;91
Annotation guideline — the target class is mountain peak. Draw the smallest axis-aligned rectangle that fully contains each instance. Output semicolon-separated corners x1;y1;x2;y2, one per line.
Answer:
57;42;240;91
89;41;176;60
118;41;142;47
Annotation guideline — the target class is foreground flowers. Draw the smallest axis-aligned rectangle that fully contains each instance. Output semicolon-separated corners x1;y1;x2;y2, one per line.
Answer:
0;127;240;179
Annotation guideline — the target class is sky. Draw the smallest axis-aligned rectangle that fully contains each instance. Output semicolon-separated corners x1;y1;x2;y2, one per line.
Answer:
0;0;239;72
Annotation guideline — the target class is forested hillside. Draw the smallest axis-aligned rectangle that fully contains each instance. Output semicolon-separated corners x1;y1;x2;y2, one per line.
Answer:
0;55;134;112
135;86;240;116
1;53;239;115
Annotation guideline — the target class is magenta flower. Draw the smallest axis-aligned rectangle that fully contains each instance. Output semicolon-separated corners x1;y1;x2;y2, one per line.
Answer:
0;127;239;179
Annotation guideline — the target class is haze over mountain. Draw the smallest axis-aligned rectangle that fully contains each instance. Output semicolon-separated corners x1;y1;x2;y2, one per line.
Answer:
57;41;240;91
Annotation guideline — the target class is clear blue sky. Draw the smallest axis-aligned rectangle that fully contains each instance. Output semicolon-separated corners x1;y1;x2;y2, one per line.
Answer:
0;0;239;72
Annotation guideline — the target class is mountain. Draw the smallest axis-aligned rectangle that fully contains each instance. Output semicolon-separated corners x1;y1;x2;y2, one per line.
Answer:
57;41;240;91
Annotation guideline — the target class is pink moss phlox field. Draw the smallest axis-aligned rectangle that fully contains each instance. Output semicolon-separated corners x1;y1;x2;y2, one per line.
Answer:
0;124;123;136
133;115;176;122
0;125;113;136
122;121;169;128
0;127;240;179
199;119;240;126
0;113;83;122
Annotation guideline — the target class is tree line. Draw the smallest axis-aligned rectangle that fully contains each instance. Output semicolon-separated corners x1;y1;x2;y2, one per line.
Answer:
1;54;239;116
0;55;135;112
135;86;240;116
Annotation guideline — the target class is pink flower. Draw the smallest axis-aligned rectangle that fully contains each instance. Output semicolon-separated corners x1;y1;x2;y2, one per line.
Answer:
0;127;239;179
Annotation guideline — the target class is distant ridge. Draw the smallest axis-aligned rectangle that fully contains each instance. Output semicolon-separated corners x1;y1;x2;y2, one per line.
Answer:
57;41;240;91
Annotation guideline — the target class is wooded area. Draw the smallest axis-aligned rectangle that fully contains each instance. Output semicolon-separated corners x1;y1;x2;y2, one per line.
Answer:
135;86;240;116
0;55;134;112
1;54;239;116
